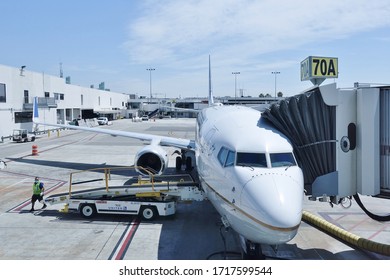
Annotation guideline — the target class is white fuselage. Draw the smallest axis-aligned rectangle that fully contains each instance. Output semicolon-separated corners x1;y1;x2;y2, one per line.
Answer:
195;105;304;245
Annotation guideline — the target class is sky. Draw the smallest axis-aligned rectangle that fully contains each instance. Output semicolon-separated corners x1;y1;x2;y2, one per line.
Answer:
1;0;390;98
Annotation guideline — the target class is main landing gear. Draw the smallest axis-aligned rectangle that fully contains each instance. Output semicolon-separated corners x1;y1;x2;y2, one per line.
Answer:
174;150;193;172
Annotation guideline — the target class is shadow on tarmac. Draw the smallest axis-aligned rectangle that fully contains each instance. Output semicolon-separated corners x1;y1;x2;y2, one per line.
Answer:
6;157;132;175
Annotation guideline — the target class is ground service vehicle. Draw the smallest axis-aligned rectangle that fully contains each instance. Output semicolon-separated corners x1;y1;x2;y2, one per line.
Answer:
12;129;35;142
97;117;109;125
44;167;204;220
68;195;176;220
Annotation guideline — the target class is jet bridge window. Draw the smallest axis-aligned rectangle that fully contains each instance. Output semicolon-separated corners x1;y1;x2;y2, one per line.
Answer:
236;152;267;168
217;147;235;167
270;153;296;168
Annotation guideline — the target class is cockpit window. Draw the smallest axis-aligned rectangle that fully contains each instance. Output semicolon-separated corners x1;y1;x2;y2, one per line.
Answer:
217;147;235;167
236;152;267;168
225;150;235;167
270;153;296;168
217;147;228;166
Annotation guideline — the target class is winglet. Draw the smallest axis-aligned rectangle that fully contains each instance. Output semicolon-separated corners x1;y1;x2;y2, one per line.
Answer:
33;96;39;124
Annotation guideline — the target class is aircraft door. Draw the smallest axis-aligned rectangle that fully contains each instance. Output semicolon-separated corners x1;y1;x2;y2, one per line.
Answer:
198;128;217;179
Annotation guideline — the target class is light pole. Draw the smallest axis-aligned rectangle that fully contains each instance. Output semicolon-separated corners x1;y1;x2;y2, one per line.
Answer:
146;68;155;99
232;72;240;100
271;71;280;99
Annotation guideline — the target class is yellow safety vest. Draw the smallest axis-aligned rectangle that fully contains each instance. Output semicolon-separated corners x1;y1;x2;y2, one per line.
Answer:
33;182;41;195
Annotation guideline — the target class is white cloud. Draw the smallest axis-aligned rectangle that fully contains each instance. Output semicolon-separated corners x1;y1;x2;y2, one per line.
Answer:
120;0;390;96
124;0;390;68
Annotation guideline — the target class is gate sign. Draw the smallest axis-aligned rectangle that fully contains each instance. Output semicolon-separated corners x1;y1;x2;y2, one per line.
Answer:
301;56;338;82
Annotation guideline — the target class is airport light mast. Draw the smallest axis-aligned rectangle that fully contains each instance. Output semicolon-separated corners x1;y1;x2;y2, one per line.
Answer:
146;68;155;100
232;71;240;100
272;71;280;99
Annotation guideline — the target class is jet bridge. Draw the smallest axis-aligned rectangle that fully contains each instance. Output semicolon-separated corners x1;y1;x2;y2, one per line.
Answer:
262;82;390;208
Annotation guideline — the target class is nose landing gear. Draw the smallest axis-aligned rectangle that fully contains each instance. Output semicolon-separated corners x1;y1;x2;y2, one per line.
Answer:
239;236;265;260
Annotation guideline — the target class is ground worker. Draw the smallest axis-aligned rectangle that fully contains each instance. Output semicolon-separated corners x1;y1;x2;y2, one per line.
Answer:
30;177;47;212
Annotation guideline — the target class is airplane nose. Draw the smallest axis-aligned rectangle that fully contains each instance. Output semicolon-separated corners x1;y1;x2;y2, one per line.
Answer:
240;171;304;228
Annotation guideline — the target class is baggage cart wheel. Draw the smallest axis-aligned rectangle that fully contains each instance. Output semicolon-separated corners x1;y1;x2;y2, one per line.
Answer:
80;204;96;219
140;206;157;221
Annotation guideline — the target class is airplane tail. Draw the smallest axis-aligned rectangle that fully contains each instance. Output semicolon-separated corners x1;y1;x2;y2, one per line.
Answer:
33;96;39;124
208;55;214;106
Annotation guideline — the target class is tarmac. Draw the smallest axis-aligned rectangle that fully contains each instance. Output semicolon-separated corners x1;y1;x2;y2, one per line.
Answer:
0;118;389;261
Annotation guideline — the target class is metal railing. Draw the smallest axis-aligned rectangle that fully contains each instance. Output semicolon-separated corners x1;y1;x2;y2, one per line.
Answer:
67;166;156;197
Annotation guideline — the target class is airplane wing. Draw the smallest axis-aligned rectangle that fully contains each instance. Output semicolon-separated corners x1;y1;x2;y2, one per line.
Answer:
33;98;195;151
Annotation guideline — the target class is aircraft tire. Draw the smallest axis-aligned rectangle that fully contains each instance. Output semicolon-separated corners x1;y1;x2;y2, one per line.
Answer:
185;157;192;171
242;241;264;260
175;156;182;170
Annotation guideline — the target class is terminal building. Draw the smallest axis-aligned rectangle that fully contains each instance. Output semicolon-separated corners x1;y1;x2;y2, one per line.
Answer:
0;64;129;139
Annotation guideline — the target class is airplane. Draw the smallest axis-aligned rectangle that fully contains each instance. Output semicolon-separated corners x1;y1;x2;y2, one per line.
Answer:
32;56;304;259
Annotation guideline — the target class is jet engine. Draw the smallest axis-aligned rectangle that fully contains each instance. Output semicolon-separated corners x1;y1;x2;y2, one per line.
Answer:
134;145;168;176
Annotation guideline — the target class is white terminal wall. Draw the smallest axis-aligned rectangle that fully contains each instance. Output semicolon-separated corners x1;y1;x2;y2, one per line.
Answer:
0;64;128;138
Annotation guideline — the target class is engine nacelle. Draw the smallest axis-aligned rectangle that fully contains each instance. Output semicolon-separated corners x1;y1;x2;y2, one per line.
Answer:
134;145;168;176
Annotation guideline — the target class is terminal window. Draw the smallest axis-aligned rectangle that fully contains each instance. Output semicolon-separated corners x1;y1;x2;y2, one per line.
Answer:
0;83;6;102
15;111;33;123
